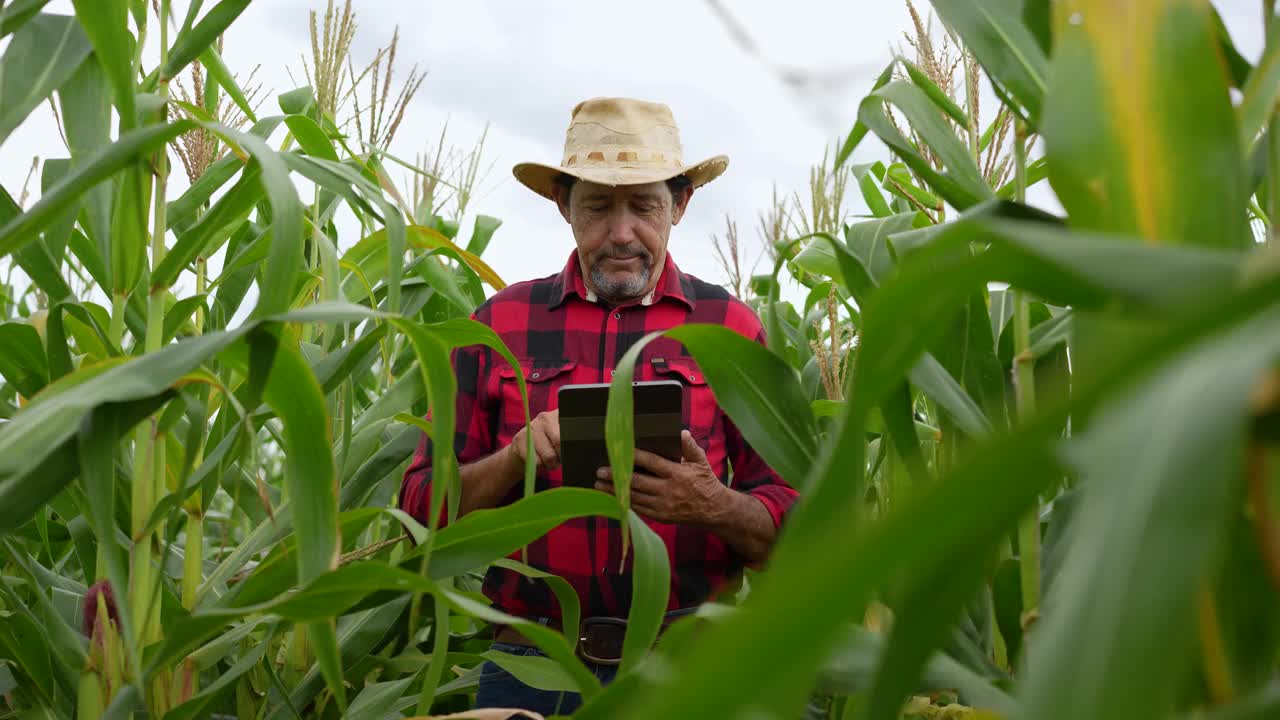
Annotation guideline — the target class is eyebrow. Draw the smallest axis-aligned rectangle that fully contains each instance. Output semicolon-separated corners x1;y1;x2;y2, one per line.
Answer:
579;191;664;203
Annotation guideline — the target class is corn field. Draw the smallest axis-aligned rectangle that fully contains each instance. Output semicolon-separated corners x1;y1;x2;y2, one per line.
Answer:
1;0;1279;718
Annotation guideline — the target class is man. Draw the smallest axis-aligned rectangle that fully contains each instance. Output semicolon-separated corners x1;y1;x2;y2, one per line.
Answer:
399;97;798;715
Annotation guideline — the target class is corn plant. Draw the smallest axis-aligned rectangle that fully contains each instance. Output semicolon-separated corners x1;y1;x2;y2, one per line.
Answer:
3;1;1280;719
578;1;1280;719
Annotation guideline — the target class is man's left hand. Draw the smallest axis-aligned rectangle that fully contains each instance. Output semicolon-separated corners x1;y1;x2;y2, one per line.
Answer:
594;430;728;526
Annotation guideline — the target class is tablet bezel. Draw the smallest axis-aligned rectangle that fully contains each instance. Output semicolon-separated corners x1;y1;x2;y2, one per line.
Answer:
557;380;684;488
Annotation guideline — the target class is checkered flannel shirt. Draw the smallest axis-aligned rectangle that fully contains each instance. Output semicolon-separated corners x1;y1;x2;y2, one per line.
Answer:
399;250;798;621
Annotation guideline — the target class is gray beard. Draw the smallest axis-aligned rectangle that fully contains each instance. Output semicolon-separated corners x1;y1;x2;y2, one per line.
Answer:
590;262;650;303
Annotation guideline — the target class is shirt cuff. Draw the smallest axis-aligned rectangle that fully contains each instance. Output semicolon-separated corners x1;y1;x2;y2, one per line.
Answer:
742;484;796;529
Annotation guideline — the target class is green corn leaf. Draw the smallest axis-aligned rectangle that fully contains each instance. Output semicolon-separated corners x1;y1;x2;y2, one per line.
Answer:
418;488;618;579
197;43;257;124
69;0;135;130
619;511;670;674
491;557;583;652
817;625;1014;714
161;293;206;342
0;0;53;38
853;163;892;217
108;161;147;296
0;605;55;702
284;114;339;161
994;155;1048;198
255;332;336;585
594;202;1280;720
153;163;262;288
836;60;895;169
866;560;999;718
164;623;276;720
343;665;421;720
0;303;379;534
0;12;92;144
481;650;577;693
929;0;1050;123
1022;0;1052;53
858;81;993;210
153;0;252;85
37;159;77;261
891;202;1246;310
200;123;304;319
1042;0;1249;248
58;57;114;277
278;85;316;116
466;214;502;256
665;324;819;488
603;319;816;558
444;588;601;699
1238;13;1280;148
1212;4;1253;89
792;224;994;439
0;323;49;397
0;120;195;260
908;355;992;438
902;58;971;129
391;320;460;530
1018;305;1280;720
167;115;283;230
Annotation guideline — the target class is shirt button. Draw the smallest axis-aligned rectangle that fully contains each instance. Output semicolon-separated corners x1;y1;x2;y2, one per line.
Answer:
610;370;616;377
531;372;540;379
613;312;621;319
689;374;696;381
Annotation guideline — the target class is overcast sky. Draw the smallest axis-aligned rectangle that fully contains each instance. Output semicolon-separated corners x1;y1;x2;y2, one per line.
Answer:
0;1;1267;305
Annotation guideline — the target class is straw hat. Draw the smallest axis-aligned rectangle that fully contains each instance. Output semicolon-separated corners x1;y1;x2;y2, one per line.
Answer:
513;97;729;201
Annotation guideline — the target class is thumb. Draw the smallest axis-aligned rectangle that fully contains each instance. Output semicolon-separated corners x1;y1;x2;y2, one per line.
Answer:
681;430;707;464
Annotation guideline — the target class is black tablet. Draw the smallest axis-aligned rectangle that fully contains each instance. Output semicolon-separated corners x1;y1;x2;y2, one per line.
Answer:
557;380;684;488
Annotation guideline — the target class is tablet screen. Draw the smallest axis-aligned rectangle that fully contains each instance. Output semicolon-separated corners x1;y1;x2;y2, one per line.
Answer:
557;380;683;488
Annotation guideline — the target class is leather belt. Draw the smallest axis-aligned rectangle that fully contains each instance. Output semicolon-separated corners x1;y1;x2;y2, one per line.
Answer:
493;608;697;666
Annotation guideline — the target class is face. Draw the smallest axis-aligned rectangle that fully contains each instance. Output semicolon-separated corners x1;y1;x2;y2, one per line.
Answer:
552;180;693;304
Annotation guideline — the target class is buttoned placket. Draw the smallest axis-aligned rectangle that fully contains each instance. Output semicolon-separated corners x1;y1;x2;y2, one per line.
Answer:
603;305;621;382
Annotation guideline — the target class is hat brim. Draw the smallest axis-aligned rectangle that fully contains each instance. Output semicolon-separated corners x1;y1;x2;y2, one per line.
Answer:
512;155;729;201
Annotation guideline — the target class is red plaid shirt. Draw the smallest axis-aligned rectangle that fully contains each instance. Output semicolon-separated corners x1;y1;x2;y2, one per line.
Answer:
399;250;798;621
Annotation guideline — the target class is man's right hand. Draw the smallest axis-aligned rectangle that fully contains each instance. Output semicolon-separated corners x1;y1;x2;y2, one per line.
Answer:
508;408;561;471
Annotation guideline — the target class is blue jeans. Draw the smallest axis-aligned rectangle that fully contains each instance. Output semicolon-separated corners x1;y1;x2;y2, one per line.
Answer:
474;642;619;716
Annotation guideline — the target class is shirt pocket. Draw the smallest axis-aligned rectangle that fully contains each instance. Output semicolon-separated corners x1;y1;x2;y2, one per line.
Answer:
650;356;715;442
495;359;578;439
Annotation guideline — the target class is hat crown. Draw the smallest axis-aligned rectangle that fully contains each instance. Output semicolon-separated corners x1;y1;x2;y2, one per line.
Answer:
561;97;684;170
569;97;676;134
510;96;728;201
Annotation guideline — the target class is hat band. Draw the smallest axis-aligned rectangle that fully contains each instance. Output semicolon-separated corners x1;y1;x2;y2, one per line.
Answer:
563;144;684;169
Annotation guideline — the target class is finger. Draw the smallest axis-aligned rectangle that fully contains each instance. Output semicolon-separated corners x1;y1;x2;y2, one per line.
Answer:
544;410;561;463
628;495;665;522
634;447;679;476
594;473;662;499
533;430;558;469
627;472;666;496
681;430;708;464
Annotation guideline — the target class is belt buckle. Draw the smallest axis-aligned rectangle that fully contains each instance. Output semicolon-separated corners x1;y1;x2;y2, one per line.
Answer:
577;616;627;667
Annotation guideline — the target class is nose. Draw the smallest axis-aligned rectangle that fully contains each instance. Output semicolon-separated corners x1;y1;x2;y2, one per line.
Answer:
606;206;639;245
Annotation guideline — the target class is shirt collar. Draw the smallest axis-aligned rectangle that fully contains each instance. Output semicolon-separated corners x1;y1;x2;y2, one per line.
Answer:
549;249;695;311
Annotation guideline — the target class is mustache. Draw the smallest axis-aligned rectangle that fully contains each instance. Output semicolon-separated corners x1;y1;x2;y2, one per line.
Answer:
592;245;652;261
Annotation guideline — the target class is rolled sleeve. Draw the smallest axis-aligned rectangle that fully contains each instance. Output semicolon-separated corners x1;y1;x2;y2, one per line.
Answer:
724;412;799;529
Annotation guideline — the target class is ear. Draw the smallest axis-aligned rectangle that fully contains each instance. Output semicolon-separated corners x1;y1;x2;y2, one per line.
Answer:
671;186;694;225
550;182;573;223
